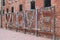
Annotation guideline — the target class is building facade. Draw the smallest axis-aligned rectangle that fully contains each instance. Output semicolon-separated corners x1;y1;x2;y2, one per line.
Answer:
2;0;60;14
2;0;45;13
1;0;60;38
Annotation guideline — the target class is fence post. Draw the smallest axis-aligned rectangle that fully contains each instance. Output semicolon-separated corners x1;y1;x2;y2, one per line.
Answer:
6;13;8;29
36;8;38;36
0;0;3;28
53;6;56;40
12;13;14;26
0;11;1;28
24;11;26;34
0;14;1;28
16;12;19;31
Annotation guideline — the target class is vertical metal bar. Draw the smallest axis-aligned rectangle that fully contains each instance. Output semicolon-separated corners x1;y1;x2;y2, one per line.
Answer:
0;11;1;28
24;11;26;34
16;13;19;27
0;14;1;28
6;13;12;29
12;13;13;26
1;14;2;28
16;13;19;32
6;13;8;29
6;13;9;29
0;0;1;27
36;8;38;36
0;0;3;28
53;6;56;40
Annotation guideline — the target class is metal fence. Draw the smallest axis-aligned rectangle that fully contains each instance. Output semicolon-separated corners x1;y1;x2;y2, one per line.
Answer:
0;6;58;40
40;6;56;40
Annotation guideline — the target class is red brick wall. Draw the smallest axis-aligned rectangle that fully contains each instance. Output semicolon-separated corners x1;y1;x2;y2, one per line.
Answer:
3;0;44;13
2;0;60;37
51;0;60;36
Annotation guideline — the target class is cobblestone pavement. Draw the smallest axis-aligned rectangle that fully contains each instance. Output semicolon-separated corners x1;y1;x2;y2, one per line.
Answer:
0;28;51;40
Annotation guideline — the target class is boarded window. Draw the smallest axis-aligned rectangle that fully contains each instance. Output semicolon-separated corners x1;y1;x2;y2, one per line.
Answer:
11;7;14;13
3;0;5;6
31;1;35;9
19;4;22;11
7;9;9;13
44;0;51;7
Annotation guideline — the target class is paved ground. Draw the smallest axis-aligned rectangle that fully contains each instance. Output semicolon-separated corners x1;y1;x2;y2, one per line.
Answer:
0;28;51;40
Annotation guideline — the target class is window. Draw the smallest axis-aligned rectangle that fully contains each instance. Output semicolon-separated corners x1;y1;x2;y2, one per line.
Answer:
9;0;12;1
19;4;22;11
7;9;9;13
9;0;12;3
3;0;5;6
11;7;14;13
44;0;51;7
31;1;35;9
15;0;18;2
